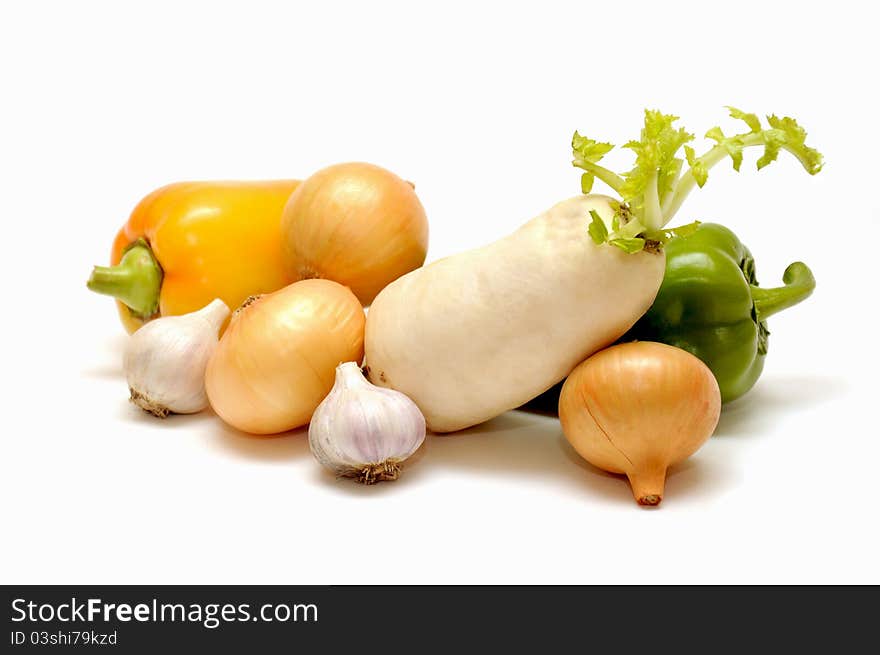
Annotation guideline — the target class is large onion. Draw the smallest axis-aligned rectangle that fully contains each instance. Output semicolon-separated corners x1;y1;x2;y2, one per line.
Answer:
559;341;721;506
205;279;365;435
280;162;429;305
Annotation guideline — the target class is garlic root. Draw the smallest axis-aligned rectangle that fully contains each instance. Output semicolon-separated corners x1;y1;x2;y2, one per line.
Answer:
349;460;402;485
129;388;171;418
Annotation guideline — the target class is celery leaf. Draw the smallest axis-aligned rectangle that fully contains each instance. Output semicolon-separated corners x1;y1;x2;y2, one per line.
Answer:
705;126;744;172
570;106;824;230
667;220;701;239
767;115;824;174
726;106;762;133
643;220;702;243
572;132;614;166
581;172;594;194
609;237;646;254
587;210;608;245
684;145;708;187
620;110;693;204
757;128;786;170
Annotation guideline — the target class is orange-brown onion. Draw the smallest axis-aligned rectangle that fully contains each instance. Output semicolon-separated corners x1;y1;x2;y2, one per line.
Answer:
559;341;721;507
205;279;365;435
281;162;429;305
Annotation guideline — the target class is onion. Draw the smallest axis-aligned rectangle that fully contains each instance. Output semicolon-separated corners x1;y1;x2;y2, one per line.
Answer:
280;162;429;305
205;279;365;435
558;341;721;507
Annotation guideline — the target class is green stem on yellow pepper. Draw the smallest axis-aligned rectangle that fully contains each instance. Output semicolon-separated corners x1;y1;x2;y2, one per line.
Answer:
87;239;163;319
750;261;815;322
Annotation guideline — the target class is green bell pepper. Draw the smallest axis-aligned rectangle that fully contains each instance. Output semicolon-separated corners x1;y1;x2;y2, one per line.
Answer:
522;108;824;413
625;222;815;402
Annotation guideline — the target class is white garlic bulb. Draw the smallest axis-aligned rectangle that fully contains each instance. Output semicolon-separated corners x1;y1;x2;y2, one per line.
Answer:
309;362;427;483
124;299;229;417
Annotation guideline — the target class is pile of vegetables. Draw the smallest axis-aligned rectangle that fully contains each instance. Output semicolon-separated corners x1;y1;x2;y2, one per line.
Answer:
87;107;821;506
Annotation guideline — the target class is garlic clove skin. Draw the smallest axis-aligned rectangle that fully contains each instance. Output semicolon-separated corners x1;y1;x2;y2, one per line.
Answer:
123;299;229;417
309;362;426;483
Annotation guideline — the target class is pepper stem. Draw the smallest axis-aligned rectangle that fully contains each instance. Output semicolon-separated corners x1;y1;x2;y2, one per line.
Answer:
87;239;163;319
750;262;815;323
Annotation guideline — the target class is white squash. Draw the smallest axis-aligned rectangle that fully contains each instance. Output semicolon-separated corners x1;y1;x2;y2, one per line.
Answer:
365;107;823;432
364;195;666;432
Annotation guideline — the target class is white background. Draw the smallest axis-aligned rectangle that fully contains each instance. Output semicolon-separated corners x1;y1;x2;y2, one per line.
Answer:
1;0;877;584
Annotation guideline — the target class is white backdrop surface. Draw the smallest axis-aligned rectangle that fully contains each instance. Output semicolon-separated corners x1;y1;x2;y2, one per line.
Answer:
1;0;877;584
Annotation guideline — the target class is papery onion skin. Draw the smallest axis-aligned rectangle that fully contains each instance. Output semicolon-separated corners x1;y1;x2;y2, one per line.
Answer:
558;341;721;507
281;162;429;305
205;279;365;435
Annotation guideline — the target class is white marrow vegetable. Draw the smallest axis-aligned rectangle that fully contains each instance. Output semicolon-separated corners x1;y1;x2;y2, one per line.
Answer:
365;195;665;432
364;108;823;432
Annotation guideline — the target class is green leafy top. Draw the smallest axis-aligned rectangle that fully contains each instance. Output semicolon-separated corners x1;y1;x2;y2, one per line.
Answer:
572;133;616;194
588;209;701;254
619;110;693;227
571;107;823;254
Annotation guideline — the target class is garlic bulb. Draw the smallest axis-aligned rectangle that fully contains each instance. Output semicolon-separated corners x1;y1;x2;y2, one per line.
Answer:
309;362;426;483
124;299;229;417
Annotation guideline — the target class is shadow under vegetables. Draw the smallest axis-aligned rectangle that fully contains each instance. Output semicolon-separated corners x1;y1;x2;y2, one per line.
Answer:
418;410;736;507
209;420;312;461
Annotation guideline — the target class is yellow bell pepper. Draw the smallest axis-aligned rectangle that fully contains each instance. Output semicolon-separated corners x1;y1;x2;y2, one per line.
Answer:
87;180;299;333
